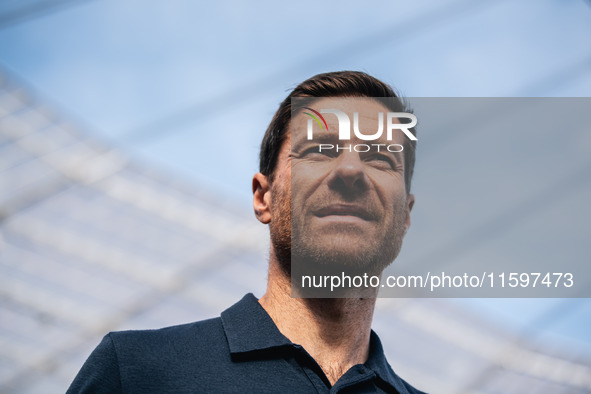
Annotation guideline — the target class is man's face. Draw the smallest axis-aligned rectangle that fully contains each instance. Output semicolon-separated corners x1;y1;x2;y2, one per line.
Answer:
269;97;414;276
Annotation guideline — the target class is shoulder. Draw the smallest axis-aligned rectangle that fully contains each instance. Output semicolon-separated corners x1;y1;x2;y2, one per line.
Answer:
384;363;428;394
400;378;428;394
67;334;122;393
110;317;222;344
68;317;232;393
109;317;228;364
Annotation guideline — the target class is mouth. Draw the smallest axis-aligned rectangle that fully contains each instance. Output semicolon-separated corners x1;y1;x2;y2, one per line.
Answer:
315;204;372;221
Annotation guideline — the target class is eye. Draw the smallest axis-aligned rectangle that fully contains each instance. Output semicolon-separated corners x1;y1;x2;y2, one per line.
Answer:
365;154;395;169
300;146;337;159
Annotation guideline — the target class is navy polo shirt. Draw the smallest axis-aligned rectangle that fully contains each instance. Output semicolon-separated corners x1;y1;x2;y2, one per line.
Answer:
68;293;425;393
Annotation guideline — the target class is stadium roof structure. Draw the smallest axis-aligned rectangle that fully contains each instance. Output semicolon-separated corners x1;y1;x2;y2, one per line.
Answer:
1;70;590;393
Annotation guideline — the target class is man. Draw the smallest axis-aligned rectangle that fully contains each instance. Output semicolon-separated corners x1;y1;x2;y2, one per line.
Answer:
68;71;424;393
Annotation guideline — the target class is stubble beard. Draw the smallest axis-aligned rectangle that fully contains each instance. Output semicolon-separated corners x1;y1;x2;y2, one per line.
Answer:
269;181;292;276
293;201;407;278
269;181;408;279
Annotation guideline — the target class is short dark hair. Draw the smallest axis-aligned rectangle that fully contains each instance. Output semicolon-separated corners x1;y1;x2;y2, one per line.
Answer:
259;71;417;192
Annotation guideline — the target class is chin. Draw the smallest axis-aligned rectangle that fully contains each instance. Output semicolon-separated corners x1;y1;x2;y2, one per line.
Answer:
293;246;395;276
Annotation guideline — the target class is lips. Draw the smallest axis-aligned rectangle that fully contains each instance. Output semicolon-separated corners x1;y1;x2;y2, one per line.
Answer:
315;204;372;220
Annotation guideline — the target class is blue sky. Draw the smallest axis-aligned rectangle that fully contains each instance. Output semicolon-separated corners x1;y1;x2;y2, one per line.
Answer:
1;0;591;351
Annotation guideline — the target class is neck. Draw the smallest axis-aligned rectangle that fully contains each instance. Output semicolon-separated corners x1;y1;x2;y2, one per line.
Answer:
259;257;376;385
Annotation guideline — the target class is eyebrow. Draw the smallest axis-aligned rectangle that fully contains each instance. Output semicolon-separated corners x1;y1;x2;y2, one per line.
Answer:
292;134;404;162
291;131;339;150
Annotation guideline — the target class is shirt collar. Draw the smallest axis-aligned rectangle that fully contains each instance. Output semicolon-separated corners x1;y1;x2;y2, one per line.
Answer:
220;293;292;355
365;330;414;394
221;293;414;393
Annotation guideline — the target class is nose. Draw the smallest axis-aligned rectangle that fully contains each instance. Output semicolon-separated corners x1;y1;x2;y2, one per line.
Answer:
326;149;369;194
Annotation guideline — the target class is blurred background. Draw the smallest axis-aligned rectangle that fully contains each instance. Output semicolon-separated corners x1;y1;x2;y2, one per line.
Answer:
1;0;591;393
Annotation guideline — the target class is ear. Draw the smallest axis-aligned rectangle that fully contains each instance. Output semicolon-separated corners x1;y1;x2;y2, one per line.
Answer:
253;173;272;224
404;193;415;232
